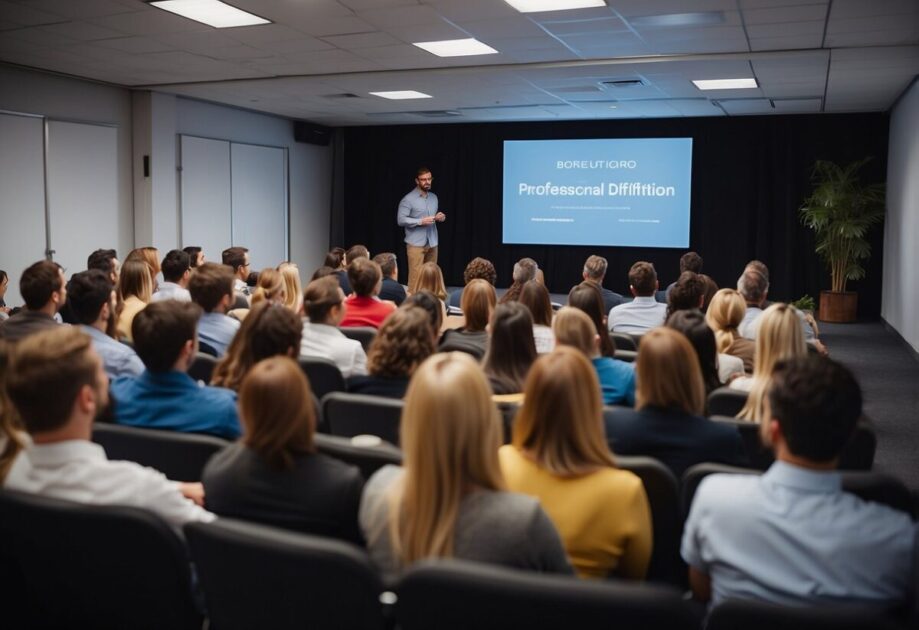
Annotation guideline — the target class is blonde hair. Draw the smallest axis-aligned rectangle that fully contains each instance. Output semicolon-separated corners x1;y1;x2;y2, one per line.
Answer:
117;260;153;304
737;303;807;422
250;268;285;307
414;262;447;300
635;328;705;416
513;346;615;476
388;352;504;566
552;307;597;357
278;262;303;313
706;289;747;353
126;247;160;280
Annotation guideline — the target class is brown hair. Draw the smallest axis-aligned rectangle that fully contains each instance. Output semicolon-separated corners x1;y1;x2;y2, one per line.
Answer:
189;262;235;312
373;252;397;278
346;244;370;264
679;251;703;274
347;258;381;297
0;340;25;482
19;260;64;310
567;282;615;358
463;257;497;286
324;248;345;269
239;356;316;470
250;268;285;307
414;262;447;301
222;246;249;273
117;259;153;304
513;346;616;476
460;279;496;332
552;307;597;357
366;306;435;378
582;255;608;282
126;247;161;280
303;276;343;324
482;302;536;394
666;271;705;320
628;261;657;296
132;301;202;372
518;280;552;327
635;328;705;416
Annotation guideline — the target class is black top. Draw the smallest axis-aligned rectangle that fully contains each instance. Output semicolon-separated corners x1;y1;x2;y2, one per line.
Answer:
347;374;409;399
336;270;352;296
0;310;59;342
447;287;463;308
378;277;406;306
570;283;626;315
604;405;749;479
439;328;488;360
202;443;365;544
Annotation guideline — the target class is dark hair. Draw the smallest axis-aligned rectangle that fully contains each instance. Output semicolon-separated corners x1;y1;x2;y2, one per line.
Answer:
699;274;718;312
132;301;202;372
304;276;342;324
567;282;615;358
66;270;113;326
345;245;370;264
20;260;63;310
680;252;703;274
667;271;705;320
0;270;7;285
189;262;235;313
347;257;381;297
87;249;117;276
246;271;260;287
463;257;497;285
416;166;431;177
323;248;345;269
161;249;191;283
769;355;861;463
183;246;203;268
373;252;397;278
483;302;537;394
666;309;720;395
311;266;336;281
518;280;552;327
628;261;657;296
404;290;443;337
366;306;435;378
222;246;249;273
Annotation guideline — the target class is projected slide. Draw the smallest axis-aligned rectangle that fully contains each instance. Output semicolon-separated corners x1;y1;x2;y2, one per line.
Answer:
502;138;692;248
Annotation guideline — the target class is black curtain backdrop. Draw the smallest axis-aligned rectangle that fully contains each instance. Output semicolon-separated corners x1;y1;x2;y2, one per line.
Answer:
342;113;889;318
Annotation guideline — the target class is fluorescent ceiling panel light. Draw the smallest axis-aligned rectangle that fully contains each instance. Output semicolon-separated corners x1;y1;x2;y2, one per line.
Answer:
369;91;433;100
412;38;498;57
503;0;605;12
148;0;270;28
630;12;724;28
693;78;758;90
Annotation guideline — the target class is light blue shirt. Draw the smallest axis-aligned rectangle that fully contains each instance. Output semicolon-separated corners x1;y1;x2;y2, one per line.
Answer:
397;188;439;247
197;312;240;357
151;282;191;303
682;461;916;609
81;325;144;380
592;356;636;406
607;296;667;334
741;304;816;341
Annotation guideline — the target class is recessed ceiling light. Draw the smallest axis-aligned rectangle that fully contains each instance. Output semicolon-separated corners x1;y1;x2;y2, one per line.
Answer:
369;91;433;100
148;0;270;28
412;38;498;57
503;0;605;13
693;78;758;90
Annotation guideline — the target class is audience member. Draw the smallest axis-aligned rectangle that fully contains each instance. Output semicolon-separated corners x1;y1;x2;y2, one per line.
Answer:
403;290;443;338
203;356;364;542
189;262;241;357
211;302;302;391
519;280;555;354
87;249;120;286
249;267;286;308
373;252;406;306
608;261;667;334
300;276;367;378
604;328;747;478
246;271;259;289
0;261;65;342
498;258;538;304
664;252;703;298
706;288;755;373
125;247;160;288
567;282;615;358
4;327;214;533
110;301;240;438
0;270;8;318
413;262;448;309
337;244;370;296
667;309;740;391
151;249;192;303
0;339;25;482
699;274;718;311
576;255;625;314
347;306;434;399
324;247;346;270
116;260;153;342
448;257;496;308
222;246;251;296
439;279;494;359
278;262;303;314
360;352;572;581
738;263;818;345
482;302;537;396
311;266;336;281
67;270;143;379
183;246;204;268
339;258;396;329
682;355;915;609
666;271;705;320
500;346;651;579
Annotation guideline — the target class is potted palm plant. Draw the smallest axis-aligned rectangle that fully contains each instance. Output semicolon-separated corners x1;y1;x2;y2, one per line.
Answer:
798;158;885;323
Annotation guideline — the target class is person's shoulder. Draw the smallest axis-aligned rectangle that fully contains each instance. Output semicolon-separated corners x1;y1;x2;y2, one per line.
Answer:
199;383;238;405
310;451;363;483
364;464;402;499
110;373;141;394
694;472;758;509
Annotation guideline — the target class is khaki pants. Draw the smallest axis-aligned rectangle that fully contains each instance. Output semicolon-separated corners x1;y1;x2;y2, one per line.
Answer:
406;244;438;293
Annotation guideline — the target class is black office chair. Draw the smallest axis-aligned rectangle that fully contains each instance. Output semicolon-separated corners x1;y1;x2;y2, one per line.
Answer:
395;559;698;630
298;356;346;400
497;401;519;444
232;294;249;310
610;332;638;351
198;340;219;357
707;386;749;417
186;518;386;630
313;433;403;480
339;326;377;352
706;598;905;630
0;490;201;630
322;391;403;446
92;423;230;482
188;351;218;383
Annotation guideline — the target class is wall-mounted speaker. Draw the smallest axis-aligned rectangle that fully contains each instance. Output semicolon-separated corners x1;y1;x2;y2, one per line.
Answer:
294;121;332;146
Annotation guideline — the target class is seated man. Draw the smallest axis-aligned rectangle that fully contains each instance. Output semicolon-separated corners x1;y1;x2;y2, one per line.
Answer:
67;269;143;379
448;257;497;308
737;264;818;344
4;327;214;534
682;355;915;610
0;261;65;342
222;246;250;296
152;249;192;302
373;252;406;306
300;276;368;378
183;246;205;268
339;258;396;329
572;255;624;315
87;248;120;286
189;262;240;357
663;251;703;300
337;244;369;296
607;261;667;334
110;301;241;439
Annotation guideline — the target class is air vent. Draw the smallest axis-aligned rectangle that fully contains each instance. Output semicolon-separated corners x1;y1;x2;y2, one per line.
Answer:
601;79;646;89
323;93;360;99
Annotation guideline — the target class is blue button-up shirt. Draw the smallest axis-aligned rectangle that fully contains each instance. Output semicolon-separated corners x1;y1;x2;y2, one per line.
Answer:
197;312;240;357
682;461;916;609
81;325;144;380
397;188;439;247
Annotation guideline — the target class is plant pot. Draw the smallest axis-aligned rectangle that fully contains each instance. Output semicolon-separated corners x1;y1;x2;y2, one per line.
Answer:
818;291;857;323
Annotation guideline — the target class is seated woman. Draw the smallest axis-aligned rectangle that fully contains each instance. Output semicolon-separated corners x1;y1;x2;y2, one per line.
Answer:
403;290;443;339
211;302;303;391
359;352;572;581
499;346;652;579
518;280;555;354
603;328;748;479
347;306;435;399
203;356;364;542
300;276;367;378
116;260;153;342
567;282;616;358
278;262;304;315
666;309;741;392
482;302;537;396
553;307;635;406
412;262;448;319
438;279;495;359
705;289;755;373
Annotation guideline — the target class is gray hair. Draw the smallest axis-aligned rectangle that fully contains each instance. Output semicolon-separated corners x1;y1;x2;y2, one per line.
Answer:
512;258;538;284
737;269;769;303
582;255;608;281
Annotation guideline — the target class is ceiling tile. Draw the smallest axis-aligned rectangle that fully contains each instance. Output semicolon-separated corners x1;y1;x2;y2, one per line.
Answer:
771;97;822;112
321;31;402;49
746;20;823;38
38;20;126;41
457;17;548;39
96;36;176;53
749;33;824;50
718;97;774;114
89;8;212;35
293;16;378;37
22;0;142;20
0;0;66;26
741;3;828;25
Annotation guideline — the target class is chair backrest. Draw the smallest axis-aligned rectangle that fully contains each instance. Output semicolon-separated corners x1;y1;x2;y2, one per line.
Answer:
188;351;218;384
610;332;637;351
395;559;698;630
615;455;683;586
198;339;219;357
322;391;404;446
232;294;249;310
339;326;377;352
186;519;385;630
313;433;403;480
614;349;637;363
706;598;904;630
497;402;519;444
707;386;749;417
298;356;346;400
92;422;230;482
0;490;201;630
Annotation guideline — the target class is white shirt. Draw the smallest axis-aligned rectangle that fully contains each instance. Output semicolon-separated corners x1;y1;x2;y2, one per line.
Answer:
300;322;368;378
741;305;815;341
151;282;191;303
717;353;745;384
607;296;667;334
532;325;555;354
4;440;215;535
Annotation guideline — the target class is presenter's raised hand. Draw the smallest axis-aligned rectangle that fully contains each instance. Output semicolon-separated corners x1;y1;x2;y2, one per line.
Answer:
435;212;446;222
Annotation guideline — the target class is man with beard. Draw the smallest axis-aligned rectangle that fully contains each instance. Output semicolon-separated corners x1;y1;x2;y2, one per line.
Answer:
66;269;144;379
397;166;446;292
4;326;214;534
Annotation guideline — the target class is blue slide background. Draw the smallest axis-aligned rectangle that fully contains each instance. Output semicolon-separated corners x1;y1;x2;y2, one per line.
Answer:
502;138;692;248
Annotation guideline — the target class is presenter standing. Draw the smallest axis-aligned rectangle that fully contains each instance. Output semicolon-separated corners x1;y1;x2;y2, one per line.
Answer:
397;166;445;292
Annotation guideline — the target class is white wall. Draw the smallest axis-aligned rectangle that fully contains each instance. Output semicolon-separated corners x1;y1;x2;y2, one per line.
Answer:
882;78;919;353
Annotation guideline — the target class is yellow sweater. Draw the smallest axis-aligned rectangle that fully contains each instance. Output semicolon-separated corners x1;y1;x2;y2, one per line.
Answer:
498;445;652;579
117;296;147;342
